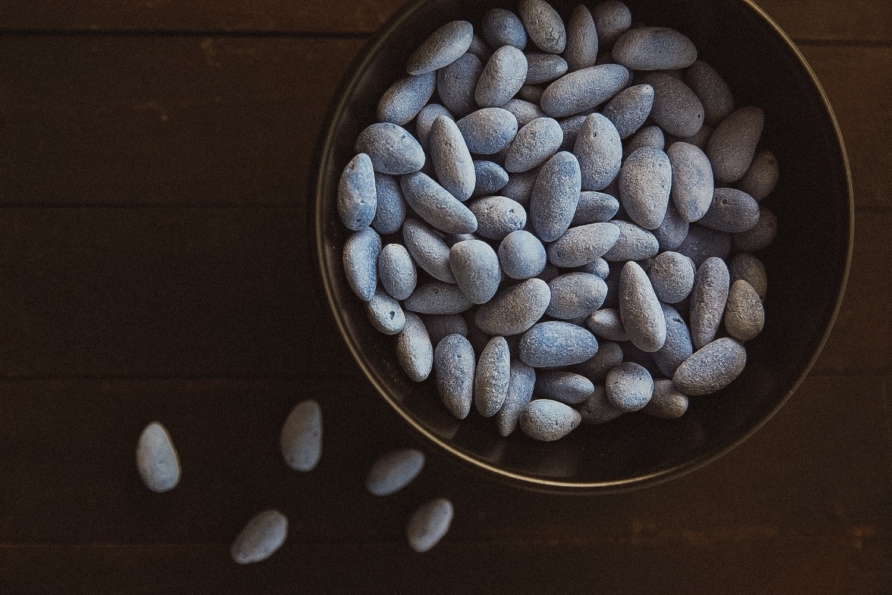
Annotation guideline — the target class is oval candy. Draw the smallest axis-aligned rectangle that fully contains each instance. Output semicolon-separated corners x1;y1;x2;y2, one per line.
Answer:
434;333;476;419
366;448;425;496
136;422;180;493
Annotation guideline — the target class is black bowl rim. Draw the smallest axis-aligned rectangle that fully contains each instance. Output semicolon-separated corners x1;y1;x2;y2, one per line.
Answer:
312;0;855;493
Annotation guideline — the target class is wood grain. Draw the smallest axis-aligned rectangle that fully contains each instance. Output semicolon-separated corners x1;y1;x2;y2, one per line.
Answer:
0;0;889;42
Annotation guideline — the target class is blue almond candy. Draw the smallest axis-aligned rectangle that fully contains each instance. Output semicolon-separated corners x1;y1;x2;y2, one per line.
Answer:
434;333;476;419
430;116;476;202
620;147;672;230
337;153;377;231
475;278;551;335
407;20;474;75
482;8;528;50
690;257;730;350
469;196;527;240
686;61;735;127
573;340;623;382
579;385;624;424
546;272;608;320
402;218;456;284
525;52;569;85
504;117;563;173
502;99;548;128
668;141;714;223
530;151;582;242
404;281;473;315
473;160;509;197
732;206;778;252
653;303;693;377
366;448;425;497
378;243;417;301
547;222;621;268
738;149;779;202
520;399;582;441
707;106;765;183
574;113;622;191
355;123;425;175
495;359;536;436
370;173;406;235
572;191;620;225
476;45;529;108
365;288;407;335
619;261;667;353
396;312;434;382
437;53;483;118
519;0;567;54
377;71;436;126
673;337;747;396
592;0;632;49
343;228;381;302
606;361;654;412
230;510;288;564
602;221;659;262
540;64;629;117
421;313;469;346
729;252;767;300
724;280;765;342
649;251;695;304
565;5;599;71
416;104;454;153
279;400;322;472
456;108;519;154
519;321;599;367
698;187;760;233
474;336;511;417
612;26;697;71
637;72;704;139
602;84;654;139
136;422;180;493
406;498;454;553
449;240;501;304
624;124;665;158
498;229;547;279
677;223;731;268
400;172;478;235
643;379;689;419
652;203;690;251
535;371;595;405
586;307;629;341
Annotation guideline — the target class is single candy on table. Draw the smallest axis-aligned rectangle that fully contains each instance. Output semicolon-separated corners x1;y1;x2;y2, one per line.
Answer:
280;399;323;472
230;510;288;565
406;498;454;553
136;422;180;493
366;448;426;496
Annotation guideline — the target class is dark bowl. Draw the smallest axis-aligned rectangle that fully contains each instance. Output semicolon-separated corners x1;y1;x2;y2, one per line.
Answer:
313;0;853;493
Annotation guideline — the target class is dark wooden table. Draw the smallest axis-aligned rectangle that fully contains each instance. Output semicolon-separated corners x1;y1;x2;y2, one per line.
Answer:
0;1;890;593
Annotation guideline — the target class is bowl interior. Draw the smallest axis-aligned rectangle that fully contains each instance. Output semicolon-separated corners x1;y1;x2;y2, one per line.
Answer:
315;0;852;491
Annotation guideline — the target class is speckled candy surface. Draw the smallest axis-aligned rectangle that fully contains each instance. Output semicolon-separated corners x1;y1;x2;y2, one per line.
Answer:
724;280;765;341
449;239;501;304
397;312;434;382
355;122;426;175
638;72;704;138
496;359;537;436
475;278;551;335
519;321;599;367
402;217;456;284
520;399;582;441
482;8;528;50
337;153;377;231
619;147;672;230
437;53;483;118
401;172;478;234
456;107;519;154
434;333;476;419
505;117;563;172
673;337;747;396
474;336;511;416
574;113;623;191
690;257;731;350
476;45;529;107
280;400;322;472
469;195;527;240
540;64;629;117
405;281;474;315
366;449;425;496
602;84;654;139
430;116;476;201
136;422;180;493
530;151;581;242
612;26;697;71
546;222;621;268
707;106;765;183
606;361;654;412
619;261;666;352
343;228;381;302
406;498;454;553
546;272;608;319
377;72;437;126
378;243;417;301
519;0;566;54
407;21;474;75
